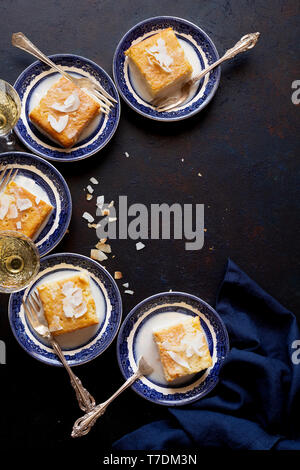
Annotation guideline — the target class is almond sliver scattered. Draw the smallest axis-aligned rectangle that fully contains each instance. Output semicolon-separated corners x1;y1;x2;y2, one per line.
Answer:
124;289;134;295
82;212;94;223
114;271;123;280
90;177;99;184
90;249;108;262
136;242;145;250
95;243;111;253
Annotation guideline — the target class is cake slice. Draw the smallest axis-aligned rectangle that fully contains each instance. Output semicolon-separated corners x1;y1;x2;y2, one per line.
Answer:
37;272;98;336
153;316;212;382
0;180;53;238
125;27;193;99
29;77;101;148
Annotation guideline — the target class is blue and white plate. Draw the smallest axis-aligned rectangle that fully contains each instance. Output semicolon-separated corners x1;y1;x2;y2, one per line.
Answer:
0;151;71;256
14;54;121;162
9;253;122;366
113;16;220;121
117;292;229;406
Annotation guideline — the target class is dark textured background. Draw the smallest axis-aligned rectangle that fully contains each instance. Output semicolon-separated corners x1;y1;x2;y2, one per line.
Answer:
0;0;299;456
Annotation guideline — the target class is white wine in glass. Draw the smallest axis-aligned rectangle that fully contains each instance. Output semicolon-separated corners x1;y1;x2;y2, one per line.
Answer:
0;80;21;146
0;231;40;293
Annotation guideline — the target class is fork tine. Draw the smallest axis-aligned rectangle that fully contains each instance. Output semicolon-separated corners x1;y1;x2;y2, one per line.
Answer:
0;168;13;192
10;168;19;183
32;290;42;309
90;90;112;111
0;167;19;193
91;82;117;104
0;165;8;183
27;295;40;322
22;299;37;327
29;292;40;311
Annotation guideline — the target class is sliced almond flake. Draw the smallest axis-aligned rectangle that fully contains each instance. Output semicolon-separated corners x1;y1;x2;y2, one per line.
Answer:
124;289;134;295
88;223;99;229
90;249;108;262
108;217;117;223
122;282;129;288
90;177;99;184
0;194;11;219
48;114;69;133
108;200;114;208
167;351;191;370
87;185;94;194
86;194;93;201
95;242;111;253
82;212;94;223
96;195;104;208
197;172;202;177
124;152;129;158
17;198;32;211
74;301;87;318
7;203;18;219
136;242;145;251
114;271;123;280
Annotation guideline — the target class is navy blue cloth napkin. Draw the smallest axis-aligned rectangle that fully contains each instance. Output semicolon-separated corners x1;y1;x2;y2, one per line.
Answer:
114;259;300;450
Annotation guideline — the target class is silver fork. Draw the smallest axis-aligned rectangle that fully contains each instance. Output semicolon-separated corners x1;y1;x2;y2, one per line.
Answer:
71;356;153;438
152;32;260;112
12;32;117;115
22;290;96;413
0;166;18;193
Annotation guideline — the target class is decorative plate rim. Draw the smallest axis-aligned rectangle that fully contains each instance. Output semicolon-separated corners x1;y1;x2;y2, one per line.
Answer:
116;290;230;406
112;16;221;122
0;150;72;257
14;53;121;163
8;252;123;367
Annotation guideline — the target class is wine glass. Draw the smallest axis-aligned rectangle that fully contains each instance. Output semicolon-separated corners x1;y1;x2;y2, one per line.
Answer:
0;80;21;147
0;230;40;293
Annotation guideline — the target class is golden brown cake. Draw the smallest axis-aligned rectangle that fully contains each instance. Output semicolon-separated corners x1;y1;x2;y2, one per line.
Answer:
29;77;101;148
37;272;98;336
0;181;53;238
153;316;213;382
125;28;193;99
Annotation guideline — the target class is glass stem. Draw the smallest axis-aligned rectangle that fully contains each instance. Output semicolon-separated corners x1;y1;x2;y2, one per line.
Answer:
3;130;16;146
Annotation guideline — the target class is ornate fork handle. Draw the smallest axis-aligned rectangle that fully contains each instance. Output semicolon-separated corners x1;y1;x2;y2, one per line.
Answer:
71;369;143;438
50;339;96;413
190;32;260;86
12;32;75;83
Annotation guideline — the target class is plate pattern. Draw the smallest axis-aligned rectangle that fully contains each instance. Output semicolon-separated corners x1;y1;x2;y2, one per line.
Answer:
0;152;71;256
117;292;229;406
113;16;220;121
14;54;121;162
9;253;122;366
